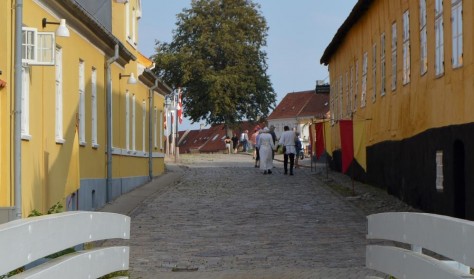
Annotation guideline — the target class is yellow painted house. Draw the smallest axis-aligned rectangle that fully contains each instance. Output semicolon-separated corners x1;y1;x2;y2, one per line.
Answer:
321;0;474;218
0;0;171;221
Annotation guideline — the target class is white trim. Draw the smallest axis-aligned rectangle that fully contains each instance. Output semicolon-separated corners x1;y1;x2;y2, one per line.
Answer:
79;60;86;146
21;66;30;139
55;47;64;143
142;100;146;152
91;68;98;146
125;91;130;150
132;94;136;151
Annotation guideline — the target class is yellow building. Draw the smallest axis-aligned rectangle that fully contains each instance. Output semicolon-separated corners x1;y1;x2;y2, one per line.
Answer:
0;0;171;221
321;0;472;218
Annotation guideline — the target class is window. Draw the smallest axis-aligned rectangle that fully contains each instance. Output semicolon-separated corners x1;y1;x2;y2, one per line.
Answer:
125;91;130;150
403;11;411;85
55;47;64;143
345;71;350;116
142;100;146;152
21;66;31;140
79;60;86;146
22;27;55;65
132;8;137;45
381;33;386;95
339;75;343;119
372;43;377;102
132;94;136;151
91;68;98;147
354;60;358;111
361;52;368;107
154;107;158;149
350;65;354;112
436;151;444;191
451;0;463;68
420;0;428;75
435;0;444;75
125;2;130;40
391;22;397;91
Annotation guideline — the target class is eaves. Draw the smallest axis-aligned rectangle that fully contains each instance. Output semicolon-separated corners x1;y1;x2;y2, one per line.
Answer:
40;0;136;67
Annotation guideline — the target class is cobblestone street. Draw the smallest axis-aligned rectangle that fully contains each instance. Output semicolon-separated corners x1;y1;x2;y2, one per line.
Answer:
103;153;402;278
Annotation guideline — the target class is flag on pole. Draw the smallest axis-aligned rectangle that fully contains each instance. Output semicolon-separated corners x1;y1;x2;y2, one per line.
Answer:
177;88;183;124
315;122;325;159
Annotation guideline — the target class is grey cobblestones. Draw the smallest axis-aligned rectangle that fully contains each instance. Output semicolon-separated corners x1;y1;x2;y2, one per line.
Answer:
103;153;388;278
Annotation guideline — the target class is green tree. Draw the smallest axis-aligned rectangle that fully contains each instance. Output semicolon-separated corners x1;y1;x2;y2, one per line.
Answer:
153;0;276;127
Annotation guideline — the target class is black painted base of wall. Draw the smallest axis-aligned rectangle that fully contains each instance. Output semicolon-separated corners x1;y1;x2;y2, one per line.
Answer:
329;122;474;220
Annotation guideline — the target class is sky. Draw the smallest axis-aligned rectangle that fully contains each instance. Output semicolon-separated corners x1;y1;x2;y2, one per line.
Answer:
138;0;358;130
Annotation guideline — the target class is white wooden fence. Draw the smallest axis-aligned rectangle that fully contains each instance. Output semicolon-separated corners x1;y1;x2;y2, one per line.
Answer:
0;211;130;278
366;212;474;279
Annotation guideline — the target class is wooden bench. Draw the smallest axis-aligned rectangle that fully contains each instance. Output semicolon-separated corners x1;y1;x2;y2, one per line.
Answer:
0;211;130;278
366;212;474;279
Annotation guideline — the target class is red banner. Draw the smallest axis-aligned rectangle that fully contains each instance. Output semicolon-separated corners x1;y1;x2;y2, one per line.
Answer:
339;120;354;173
315;122;325;159
177;88;183;124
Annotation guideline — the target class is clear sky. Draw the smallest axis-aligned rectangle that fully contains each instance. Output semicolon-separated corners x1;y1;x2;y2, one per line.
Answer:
138;0;358;130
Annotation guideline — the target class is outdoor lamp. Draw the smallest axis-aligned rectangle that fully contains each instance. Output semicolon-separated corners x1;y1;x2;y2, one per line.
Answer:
119;73;137;84
42;18;70;37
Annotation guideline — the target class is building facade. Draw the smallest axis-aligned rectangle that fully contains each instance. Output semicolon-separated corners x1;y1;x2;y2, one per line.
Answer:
321;0;473;218
0;0;171;220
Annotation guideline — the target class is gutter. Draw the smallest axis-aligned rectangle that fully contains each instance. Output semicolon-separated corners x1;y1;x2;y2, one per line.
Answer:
106;44;119;202
148;71;159;181
13;0;23;219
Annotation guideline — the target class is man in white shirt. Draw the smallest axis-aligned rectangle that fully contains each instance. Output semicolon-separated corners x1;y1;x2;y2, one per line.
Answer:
278;126;296;175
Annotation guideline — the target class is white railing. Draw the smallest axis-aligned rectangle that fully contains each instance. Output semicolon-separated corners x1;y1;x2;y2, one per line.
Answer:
0;211;130;278
366;212;474;279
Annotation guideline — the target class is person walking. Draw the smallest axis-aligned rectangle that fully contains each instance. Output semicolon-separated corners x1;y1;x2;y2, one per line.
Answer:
269;125;277;160
254;129;261;168
240;130;249;152
257;127;275;174
278;126;296;175
231;133;239;154
224;136;232;154
294;132;302;168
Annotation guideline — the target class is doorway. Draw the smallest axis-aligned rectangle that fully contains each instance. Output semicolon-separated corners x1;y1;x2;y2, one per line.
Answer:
453;140;466;218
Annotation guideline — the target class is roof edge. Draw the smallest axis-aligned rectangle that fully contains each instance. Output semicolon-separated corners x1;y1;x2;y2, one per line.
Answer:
320;0;374;65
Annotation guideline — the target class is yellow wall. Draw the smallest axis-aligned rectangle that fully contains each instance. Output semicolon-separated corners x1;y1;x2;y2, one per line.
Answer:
0;0;12;206
327;0;474;152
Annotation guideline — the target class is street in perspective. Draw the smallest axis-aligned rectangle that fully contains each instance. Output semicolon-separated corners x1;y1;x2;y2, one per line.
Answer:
102;153;413;278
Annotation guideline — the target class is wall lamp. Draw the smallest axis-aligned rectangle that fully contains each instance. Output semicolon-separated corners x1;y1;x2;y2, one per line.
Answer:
42;18;70;37
119;73;137;84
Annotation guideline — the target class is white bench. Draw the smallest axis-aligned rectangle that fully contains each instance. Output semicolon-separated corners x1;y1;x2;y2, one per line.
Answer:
0;211;130;278
366;212;474;279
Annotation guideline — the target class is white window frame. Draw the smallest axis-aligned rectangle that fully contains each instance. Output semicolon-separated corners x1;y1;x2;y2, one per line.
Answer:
372;43;377;102
349;65;354;112
22;27;55;66
391;22;397;91
125;1;130;40
381;33;386;96
451;0;463;68
125;91;130;150
79;60;86;146
339;75;343;119
345;71;350;117
436;150;444;192
354;59;358;111
21;66;31;140
132;94;136;151
55;47;65;143
132;8;137;45
91;68;98;148
403;11;411;85
361;52;368;107
435;0;444;76
154;107;158;149
142;100;146;152
420;0;428;75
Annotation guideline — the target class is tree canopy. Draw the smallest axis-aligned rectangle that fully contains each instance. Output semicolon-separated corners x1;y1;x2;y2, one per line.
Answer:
152;0;276;126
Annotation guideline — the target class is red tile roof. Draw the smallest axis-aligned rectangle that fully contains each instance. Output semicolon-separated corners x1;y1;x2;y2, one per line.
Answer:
267;90;329;120
177;121;266;153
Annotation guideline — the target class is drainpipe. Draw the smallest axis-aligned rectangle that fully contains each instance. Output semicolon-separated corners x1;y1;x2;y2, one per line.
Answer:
13;0;23;219
148;77;158;181
106;44;119;203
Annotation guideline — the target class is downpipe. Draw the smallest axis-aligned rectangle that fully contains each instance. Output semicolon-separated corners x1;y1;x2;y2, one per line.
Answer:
106;44;119;203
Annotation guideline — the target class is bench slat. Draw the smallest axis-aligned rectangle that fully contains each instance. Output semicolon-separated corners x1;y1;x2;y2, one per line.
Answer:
10;247;129;279
366;245;474;279
0;212;130;275
367;212;474;268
